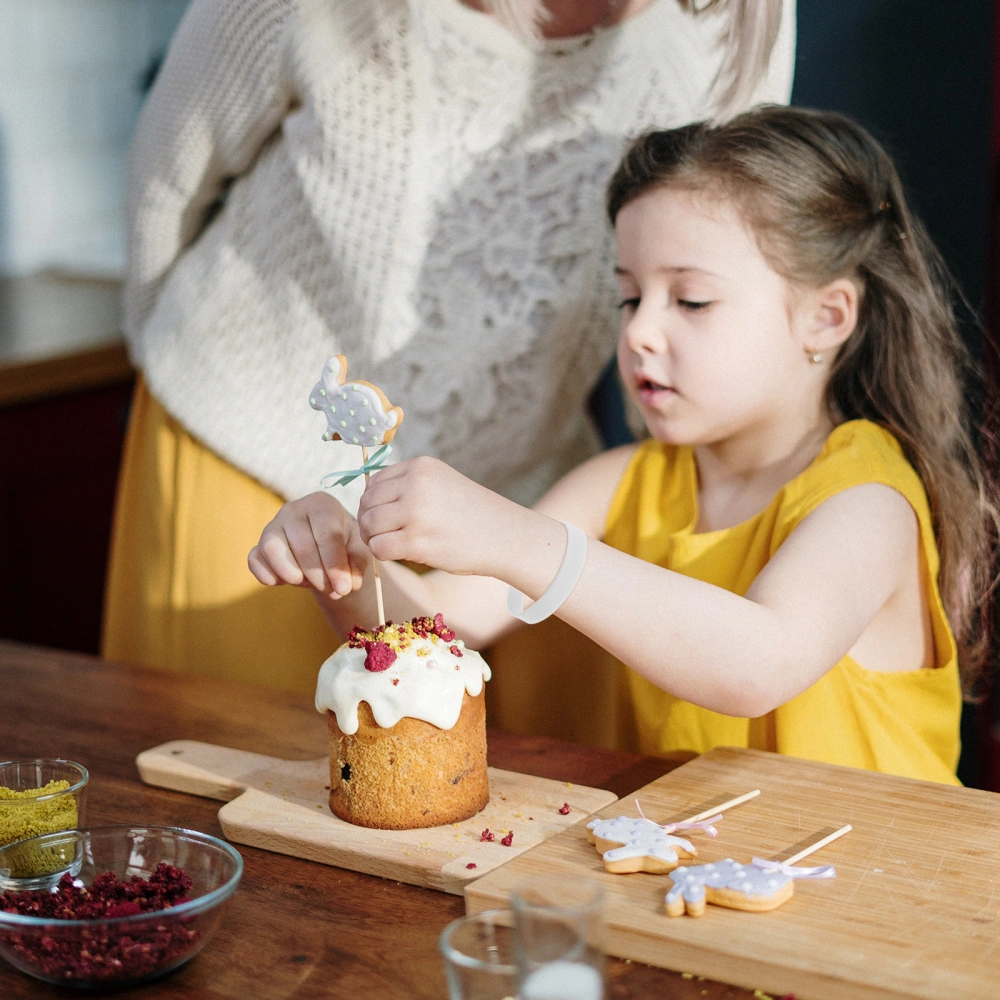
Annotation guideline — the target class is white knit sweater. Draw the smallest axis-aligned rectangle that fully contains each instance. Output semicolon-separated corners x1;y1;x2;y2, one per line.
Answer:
126;0;795;507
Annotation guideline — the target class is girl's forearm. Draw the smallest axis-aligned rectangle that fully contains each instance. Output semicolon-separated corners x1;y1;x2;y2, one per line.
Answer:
488;510;815;717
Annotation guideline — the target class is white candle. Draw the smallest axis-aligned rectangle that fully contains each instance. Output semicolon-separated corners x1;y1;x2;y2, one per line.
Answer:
520;960;603;1000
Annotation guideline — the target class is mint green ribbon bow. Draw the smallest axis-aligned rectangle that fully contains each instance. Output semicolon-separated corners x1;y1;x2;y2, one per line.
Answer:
321;445;392;488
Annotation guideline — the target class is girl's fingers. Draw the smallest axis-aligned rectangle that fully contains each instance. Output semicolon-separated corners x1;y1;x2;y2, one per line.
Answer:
258;526;307;586
279;520;329;591
309;511;354;596
248;545;280;586
365;527;412;563
357;494;409;546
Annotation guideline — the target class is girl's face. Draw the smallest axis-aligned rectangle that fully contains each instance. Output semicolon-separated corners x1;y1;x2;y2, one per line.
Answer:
615;187;823;450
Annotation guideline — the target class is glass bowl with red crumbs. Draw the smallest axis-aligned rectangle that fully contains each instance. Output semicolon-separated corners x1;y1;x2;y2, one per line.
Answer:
0;826;242;988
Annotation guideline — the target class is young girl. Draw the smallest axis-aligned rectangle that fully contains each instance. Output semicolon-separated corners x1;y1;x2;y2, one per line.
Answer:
249;106;996;786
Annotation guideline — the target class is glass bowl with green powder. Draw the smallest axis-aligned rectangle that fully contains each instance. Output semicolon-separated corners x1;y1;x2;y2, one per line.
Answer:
0;761;88;880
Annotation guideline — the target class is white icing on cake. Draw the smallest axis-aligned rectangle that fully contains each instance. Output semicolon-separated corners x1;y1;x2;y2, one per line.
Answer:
315;632;491;735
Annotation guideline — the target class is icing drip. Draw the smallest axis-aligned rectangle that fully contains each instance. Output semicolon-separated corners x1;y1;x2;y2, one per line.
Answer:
315;627;491;734
586;816;695;865
665;859;791;910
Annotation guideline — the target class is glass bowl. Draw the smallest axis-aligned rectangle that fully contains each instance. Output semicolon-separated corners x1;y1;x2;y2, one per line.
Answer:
0;826;243;989
0;759;89;853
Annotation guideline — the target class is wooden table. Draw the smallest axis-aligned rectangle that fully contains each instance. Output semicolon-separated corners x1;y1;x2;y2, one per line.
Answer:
1;642;762;999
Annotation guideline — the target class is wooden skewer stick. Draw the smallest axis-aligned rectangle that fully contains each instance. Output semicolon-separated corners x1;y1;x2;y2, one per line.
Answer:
361;445;386;626
783;823;853;866
684;789;761;824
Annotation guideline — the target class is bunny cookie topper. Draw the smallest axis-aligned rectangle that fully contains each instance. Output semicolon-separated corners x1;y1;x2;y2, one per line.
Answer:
310;355;403;447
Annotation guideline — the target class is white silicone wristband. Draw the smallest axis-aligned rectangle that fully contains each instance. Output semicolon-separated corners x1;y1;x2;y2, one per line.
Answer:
506;521;588;625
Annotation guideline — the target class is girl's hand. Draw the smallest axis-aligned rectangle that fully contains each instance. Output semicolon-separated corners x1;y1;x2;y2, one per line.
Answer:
248;492;370;598
357;457;521;577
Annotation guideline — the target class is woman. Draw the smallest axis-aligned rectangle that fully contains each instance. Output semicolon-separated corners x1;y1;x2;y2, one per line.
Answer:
104;0;795;704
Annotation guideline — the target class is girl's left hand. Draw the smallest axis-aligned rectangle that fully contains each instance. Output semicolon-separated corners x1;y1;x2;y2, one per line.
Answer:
357;456;522;577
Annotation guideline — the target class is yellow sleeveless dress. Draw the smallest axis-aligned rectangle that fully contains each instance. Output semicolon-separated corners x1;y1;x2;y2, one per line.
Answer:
605;420;962;786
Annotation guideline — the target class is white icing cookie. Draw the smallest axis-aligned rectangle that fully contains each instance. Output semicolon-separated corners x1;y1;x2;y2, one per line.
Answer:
665;859;794;916
310;355;404;447
586;816;696;874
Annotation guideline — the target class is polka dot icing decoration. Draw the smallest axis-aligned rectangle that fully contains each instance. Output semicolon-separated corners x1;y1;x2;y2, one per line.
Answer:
309;355;403;447
665;859;794;916
586;816;697;874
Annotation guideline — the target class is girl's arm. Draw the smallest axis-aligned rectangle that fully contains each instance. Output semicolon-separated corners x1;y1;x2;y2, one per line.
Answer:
358;459;922;718
125;0;294;338
248;445;639;650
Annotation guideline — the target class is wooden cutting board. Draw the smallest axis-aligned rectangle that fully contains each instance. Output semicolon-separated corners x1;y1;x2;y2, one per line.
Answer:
136;740;617;895
466;746;1000;1000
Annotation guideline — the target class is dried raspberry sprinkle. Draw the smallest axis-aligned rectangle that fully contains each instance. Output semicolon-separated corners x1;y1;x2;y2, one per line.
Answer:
558;803;571;815
479;829;495;843
391;677;399;686
500;831;514;847
449;645;463;658
432;613;456;642
363;642;396;672
465;863;477;869
0;865;199;984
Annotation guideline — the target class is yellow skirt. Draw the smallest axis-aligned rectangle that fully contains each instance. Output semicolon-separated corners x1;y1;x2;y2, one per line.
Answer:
102;378;338;695
102;379;630;745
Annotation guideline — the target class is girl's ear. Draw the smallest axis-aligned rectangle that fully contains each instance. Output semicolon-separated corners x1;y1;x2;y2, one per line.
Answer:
801;278;859;357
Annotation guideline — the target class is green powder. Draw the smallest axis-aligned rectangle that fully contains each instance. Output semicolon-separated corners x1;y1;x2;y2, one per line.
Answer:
0;779;79;849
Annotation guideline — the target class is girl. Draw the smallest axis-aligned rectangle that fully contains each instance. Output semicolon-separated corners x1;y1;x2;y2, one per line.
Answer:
249;106;997;786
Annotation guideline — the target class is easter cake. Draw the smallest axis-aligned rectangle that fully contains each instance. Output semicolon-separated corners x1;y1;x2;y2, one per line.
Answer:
315;615;491;830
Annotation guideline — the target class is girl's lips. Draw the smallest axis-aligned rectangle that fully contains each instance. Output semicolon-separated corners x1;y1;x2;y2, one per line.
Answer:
636;376;675;405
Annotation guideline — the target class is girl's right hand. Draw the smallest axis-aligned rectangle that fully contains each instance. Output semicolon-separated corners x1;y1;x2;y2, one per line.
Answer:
248;493;370;598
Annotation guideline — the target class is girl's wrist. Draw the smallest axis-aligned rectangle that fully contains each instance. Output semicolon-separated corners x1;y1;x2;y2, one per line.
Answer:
484;505;567;596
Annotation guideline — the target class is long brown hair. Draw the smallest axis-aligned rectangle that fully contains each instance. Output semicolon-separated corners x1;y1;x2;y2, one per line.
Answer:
607;105;999;693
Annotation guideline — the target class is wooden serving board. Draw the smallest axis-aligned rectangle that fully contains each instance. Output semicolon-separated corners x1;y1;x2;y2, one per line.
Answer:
136;740;617;895
466;746;1000;1000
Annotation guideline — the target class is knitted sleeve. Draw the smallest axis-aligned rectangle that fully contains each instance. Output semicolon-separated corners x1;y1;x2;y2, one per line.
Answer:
124;0;296;340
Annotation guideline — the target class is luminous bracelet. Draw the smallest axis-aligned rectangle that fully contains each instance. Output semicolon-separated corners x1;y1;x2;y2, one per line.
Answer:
506;521;588;625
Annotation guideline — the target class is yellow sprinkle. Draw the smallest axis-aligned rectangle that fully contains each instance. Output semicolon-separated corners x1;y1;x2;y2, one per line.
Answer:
682;973;693;980
0;780;77;850
753;992;774;1000
565;782;572;788
452;822;459;827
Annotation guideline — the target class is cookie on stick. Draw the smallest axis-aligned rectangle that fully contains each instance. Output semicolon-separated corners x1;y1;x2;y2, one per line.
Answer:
310;355;404;625
586;789;760;875
665;823;851;917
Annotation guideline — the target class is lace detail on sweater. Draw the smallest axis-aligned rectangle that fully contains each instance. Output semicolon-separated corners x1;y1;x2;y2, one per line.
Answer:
126;0;795;506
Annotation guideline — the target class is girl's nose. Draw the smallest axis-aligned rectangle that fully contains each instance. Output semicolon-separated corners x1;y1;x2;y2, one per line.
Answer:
622;305;665;355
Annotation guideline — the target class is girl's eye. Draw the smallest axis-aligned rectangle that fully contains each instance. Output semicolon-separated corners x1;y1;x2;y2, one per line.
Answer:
678;299;712;311
617;297;640;311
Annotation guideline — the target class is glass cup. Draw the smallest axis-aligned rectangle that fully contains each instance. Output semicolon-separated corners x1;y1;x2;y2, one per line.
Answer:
511;876;606;1000
440;909;519;1000
0;760;89;863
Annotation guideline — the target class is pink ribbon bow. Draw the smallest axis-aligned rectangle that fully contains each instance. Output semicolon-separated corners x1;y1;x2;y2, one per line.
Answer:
751;857;837;879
